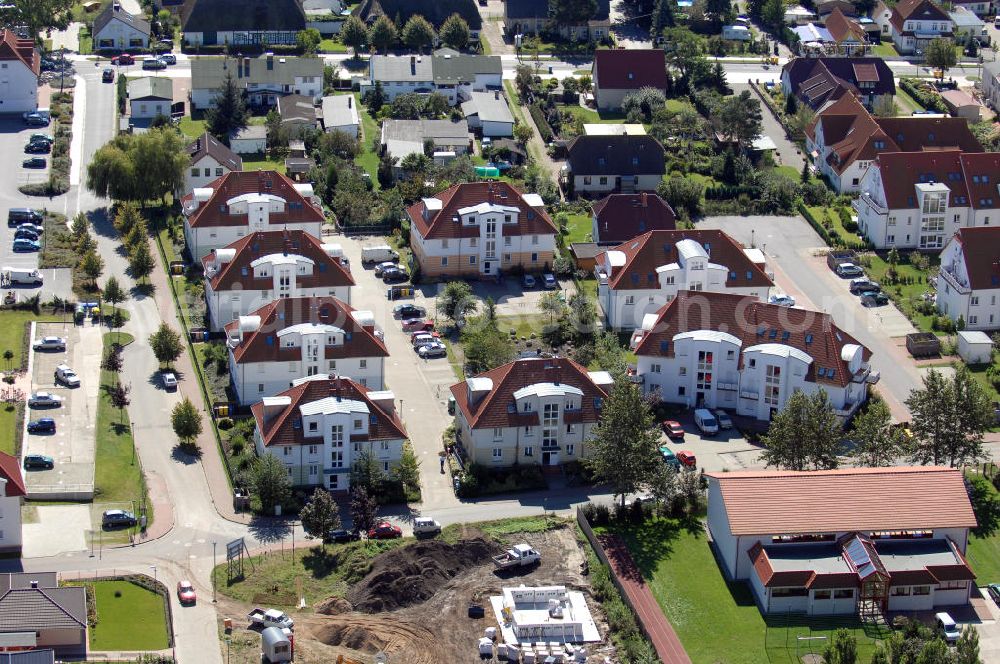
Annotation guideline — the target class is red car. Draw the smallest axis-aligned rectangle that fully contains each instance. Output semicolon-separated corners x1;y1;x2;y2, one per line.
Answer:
176;580;196;605
661;420;685;439
401;318;434;333
111;53;134;65
368;521;402;539
410;330;441;342
677;451;696;468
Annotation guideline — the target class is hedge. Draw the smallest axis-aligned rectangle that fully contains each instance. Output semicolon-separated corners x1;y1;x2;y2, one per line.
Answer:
529;103;554;143
899;77;949;114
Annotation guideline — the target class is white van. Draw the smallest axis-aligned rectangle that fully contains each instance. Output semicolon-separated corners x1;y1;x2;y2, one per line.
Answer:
694;408;719;435
935;612;960;643
2;267;43;286
361;244;399;266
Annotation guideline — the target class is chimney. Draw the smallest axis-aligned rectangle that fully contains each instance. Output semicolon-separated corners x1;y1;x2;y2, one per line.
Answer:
30;580;38;589
330;376;342;401
267;53;274;70
641;192;647;208
410;56;416;75
261;399;286;427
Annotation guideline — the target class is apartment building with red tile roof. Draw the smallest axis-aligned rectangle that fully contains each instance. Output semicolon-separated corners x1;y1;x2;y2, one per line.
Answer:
0;30;39;114
937;226;1000;331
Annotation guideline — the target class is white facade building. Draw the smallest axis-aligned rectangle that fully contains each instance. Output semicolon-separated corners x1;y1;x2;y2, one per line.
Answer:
937;227;1000;331
183;133;243;195
365;51;502;104
0;453;24;555
92;2;151;50
190;55;323;111
874;0;954;55
0;30;39;115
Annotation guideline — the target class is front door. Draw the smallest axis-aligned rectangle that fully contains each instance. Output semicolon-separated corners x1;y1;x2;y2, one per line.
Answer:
483;261;492;275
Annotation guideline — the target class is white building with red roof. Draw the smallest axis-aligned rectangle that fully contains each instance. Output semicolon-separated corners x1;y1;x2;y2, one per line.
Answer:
407;182;557;279
202;230;354;331
874;0;953;55
182;170;325;261
707;467;977;616
252;374;406;491
631;291;875;422
0;451;25;555
449;357;614;468
591;49;668;111
937;227;1000;331
0;30;40;114
226;296;388;405
596;230;773;331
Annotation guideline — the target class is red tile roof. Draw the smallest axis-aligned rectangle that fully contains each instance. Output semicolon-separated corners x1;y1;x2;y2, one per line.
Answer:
889;0;951;32
598;230;772;291
633;291;867;388
783;58;895;109
708;467;977;536
223;296;387;364
183;170;325;229
251;375;406;447
593;48;668;91
0;452;25;498
960;152;1000;210
950;227;1000;291
203;230;353;292
871;151;1000;211
449;357;611;430
407;181;556;241
825;8;867;44
0;30;39;76
591;193;676;243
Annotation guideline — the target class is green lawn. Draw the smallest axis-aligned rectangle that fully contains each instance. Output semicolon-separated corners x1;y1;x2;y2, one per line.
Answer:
600;518;887;664
967;476;1000;581
0;310;39;370
577;277;598;300
895;88;925;115
967;361;1000;406
318;38;348;53
560;104;626;125
78;27;93;55
354;92;380;187
0;404;20;457
871;43;899;58
84;580;169;650
243;155;287;174
563;213;592;245
178;116;207;139
503;81;528;126
807;205;866;250
496;314;549;339
863;254;938;332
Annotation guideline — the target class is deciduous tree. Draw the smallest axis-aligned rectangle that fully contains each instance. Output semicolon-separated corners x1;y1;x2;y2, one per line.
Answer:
1;0;75;41
251;454;292;514
760;390;843;470
107;382;131;425
925;38;957;79
149;322;184;368
295;28;322;54
171;397;203;449
87;129;188;203
300;488;342;545
350;485;378;534
340;16;368;57
906;367;993;467
368;15;397;54
80;251;104;288
393;442;421;493
439;13;471;50
401;15;436;53
849;398;908;467
822;629;857;664
128;240;155;283
437;281;476;324
461;320;516;373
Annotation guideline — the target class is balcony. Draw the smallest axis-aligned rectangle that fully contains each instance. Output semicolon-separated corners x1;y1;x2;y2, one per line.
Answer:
739;389;759;400
854;192;887;217
717;381;738;391
938;264;970;293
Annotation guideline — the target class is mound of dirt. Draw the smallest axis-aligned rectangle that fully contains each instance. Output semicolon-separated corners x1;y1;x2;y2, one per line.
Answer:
346;537;501;613
311;615;440;662
315;596;353;615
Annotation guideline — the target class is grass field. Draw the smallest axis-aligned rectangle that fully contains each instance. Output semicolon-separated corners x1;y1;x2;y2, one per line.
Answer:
319;38;348;53
354;92;380;187
178;116;207;139
0;404;21;457
0;310;38;370
84;580;170;650
871;43;899;58
563;213;592;245
243;155;287;174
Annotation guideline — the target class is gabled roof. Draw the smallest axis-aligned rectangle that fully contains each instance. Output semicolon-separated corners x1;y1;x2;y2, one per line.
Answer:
450;357;612;430
191;55;324;92
890;0;951;32
634;291;870;388
127;76;172;101
461;91;514;125
708;467;977;536
0;30;39;76
432;52;502;85
0;452;25;498
816;0;857;16
407;181;556;240
599;229;772;290
183;171;325;229
203;229;354;293
370;55;434;83
566;135;666;177
593;49;668;91
505;0;610;22
824;8;867;43
321;95;360;129
355;0;482;29
252;375;406;447
94;1;151;36
592;193;677;243
0;582;87;632
181;0;306;33
950;227;1000;290
868;150;1000;210
783;57;895;109
277;94;318;124
381;119;469;143
186;132;243;172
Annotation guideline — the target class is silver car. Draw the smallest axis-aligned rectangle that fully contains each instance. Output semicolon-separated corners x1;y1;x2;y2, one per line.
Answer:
28;391;63;408
33;336;66;351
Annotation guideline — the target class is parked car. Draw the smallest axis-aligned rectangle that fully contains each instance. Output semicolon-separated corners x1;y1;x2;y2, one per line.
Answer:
159;53;176;65
22;157;46;169
676;450;697;468
12;238;41;252
393;303;425;319
374;261;397;277
325;528;361;544
522;274;536;288
849;277;880;295
661;420;685;439
55;364;81;387
402;318;433;333
8;208;42;226
835;263;864;278
382;267;408;283
714;410;734;430
935;612;960;643
24;141;50;154
368;521;402;539
987;583;1000;604
413;517;442;536
768;294;795;307
102;67;114;82
659;446;681;470
28;391;63;408
862;292;889;307
694;408;719;435
542;273;558;289
14;223;43;237
162;372;178;390
23;454;54;469
418;341;448;358
141;58;167;70
102;509;138;528
27;418;56;434
23;113;49;127
111;53;134;65
411;332;439;348
14;227;40;241
176;580;196;604
33;336;66;351
28;134;53;146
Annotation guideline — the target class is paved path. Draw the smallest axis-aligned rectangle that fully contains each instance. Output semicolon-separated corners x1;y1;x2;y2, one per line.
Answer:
737;82;805;173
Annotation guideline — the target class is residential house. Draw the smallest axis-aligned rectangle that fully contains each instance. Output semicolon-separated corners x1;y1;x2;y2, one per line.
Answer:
127;77;172;120
190;54;324;111
723;25;753;41
320;95;360;138
450;357;614;467
781;57;895;110
983;60;1000;111
785;5;817;24
596;230;773;331
591;49;668;111
355;0;482;35
591;192;677;245
226;297;388;404
276;94;319;136
0;452;24;555
182;170;325;260
380;119;470;169
707;467;977;615
940;89;987;122
816;0;857;17
408;181;557;278
503;0;611;42
180;0;306;46
806;92;982;193
365;52;502;104
184;132;243;195
462;91;514;138
855;151;1000;250
823;8;869;55
582;123;647;136
366;55;433;102
0;30;39;114
0;573;87;657
228;125;268;155
565;135;666;196
201;229;354;331
937;227;1000;330
949;7;990;45
951;0;993;16
251;374;407;491
874;0;953;55
631;291;875;421
92;1;150;50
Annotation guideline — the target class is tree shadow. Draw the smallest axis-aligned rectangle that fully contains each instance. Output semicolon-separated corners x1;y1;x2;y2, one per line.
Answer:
131;283;154;299
248;515;292;544
86;208;117;240
300;546;340;580
170;443;201;465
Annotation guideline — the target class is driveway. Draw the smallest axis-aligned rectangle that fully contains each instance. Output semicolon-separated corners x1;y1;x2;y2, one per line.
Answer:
734;82;805;173
478;0;513;55
21;504;90;557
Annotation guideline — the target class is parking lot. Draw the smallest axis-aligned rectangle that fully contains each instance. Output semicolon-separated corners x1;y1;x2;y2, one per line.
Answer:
655;410;766;473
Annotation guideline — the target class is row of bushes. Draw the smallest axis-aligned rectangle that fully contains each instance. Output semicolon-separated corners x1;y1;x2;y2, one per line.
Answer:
529;103;554;143
899;77;949;114
20;91;73;196
456;462;547;498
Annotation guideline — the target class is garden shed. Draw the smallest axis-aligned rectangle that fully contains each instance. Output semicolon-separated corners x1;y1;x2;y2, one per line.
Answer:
957;331;993;365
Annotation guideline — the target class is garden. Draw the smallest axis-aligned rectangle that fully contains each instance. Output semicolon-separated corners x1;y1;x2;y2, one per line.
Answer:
69;578;170;651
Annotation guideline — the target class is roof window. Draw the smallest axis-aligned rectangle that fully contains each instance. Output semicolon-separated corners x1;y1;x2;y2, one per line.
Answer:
768;329;777;339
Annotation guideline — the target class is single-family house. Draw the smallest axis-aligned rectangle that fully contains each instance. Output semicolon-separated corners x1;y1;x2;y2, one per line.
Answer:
180;0;306;46
182;170;325;260
631;291;875;420
983;61;1000;111
226;296;388;404
450;357;614;468
784;5;817;24
407;181;557;279
565;135;666;196
792;23;836;54
0;30;39;114
591;192;677;245
127;76;172;120
276;94;320;135
0;453;24;555
874;0;953;55
462;91;514;138
937;227;1000;331
184;132;243;195
597;229;773;330
781;57;895;110
582;124;647;136
320;95;360;138
0;573;87;657
380;119;470;168
950;0;993;16
365;52;502;104
228;125;268;155
824;8;869;55
591;49;668;111
190;54;324;111
92;1;151;50
202;229;354;331
355;0;482;35
707;467;977;615
949;7;989;45
816;0;857;17
503;0;611;42
252;374;407;491
855;151;1000;250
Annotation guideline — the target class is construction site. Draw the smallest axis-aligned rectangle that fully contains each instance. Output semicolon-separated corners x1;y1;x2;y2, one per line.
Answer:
216;519;620;663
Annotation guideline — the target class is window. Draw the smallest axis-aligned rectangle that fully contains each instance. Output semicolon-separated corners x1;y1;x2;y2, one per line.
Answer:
493;427;503;440
599;177;608;185
834;589;854;599
492;448;502;459
308;422;318;432
469;256;477;264
531;235;539;245
727;350;735;360
308;445;318;455
330;425;344;448
625;295;635;305
258;384;265;393
566;444;575;455
308;465;318;477
912;586;930;596
383;461;390;472
651;363;661;373
283;446;292;456
938;580;967;590
764;365;780;406
566;423;575;433
971;296;979;306
441;257;449;266
380;441;390;451
678;386;686;396
191;167;199;176
524;425;533;437
679;366;687;376
360;359;367;368
330;450;344;468
354;419;363;429
531;253;538;262
772;587;808;597
813;590;832;600
216;167;224;176
524;446;533;457
584;176;592;185
890;587;910;596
